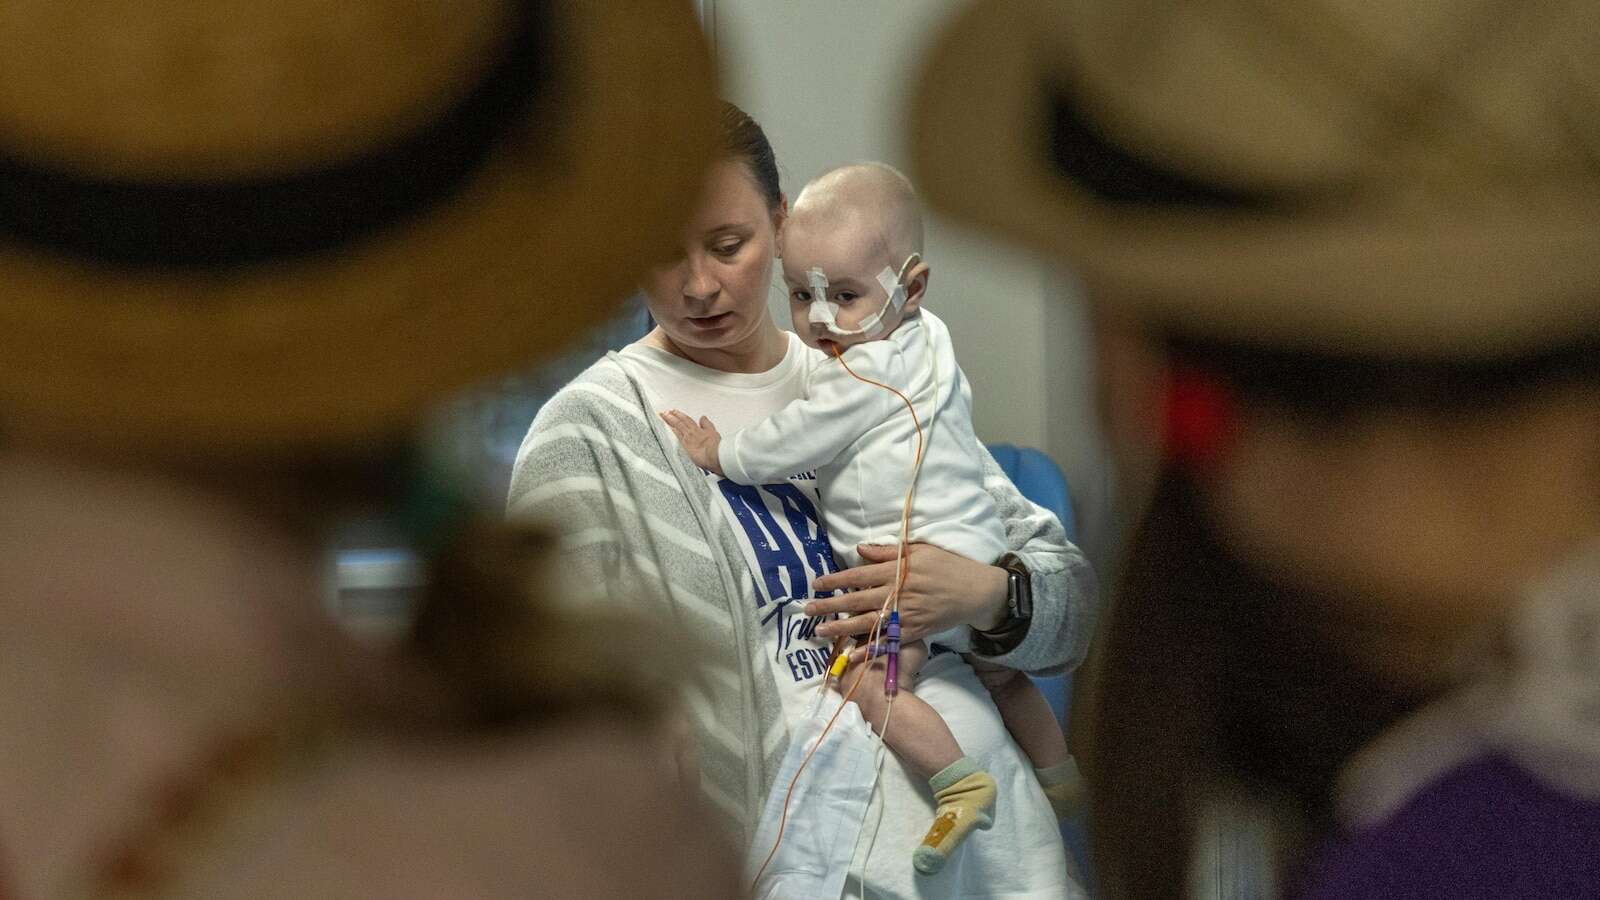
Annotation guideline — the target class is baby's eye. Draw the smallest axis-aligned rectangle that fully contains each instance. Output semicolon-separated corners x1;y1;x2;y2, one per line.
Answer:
791;289;812;302
835;292;859;304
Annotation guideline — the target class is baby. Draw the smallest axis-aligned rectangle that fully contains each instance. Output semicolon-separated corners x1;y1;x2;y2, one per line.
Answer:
661;163;1081;875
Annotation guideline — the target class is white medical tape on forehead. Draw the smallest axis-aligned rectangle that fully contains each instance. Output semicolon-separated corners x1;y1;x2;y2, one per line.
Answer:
807;267;830;298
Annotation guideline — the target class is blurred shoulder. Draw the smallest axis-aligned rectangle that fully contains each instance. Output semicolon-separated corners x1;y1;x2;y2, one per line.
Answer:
532;356;647;430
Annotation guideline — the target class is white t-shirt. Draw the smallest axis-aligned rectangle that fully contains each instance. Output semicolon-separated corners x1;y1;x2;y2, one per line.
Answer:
620;333;839;723
620;333;1078;899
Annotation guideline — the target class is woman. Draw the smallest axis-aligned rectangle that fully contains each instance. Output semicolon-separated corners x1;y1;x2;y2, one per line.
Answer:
507;103;1097;898
911;0;1600;897
0;1;738;897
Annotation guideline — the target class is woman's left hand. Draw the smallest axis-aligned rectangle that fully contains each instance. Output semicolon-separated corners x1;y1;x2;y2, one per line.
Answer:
807;542;1008;643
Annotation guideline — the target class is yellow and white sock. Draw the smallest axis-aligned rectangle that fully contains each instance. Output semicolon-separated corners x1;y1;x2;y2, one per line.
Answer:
912;758;996;875
1036;757;1086;820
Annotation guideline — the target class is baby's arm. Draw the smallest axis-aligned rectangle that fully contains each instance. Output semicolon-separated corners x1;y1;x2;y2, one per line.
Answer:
659;399;861;482
662;354;899;484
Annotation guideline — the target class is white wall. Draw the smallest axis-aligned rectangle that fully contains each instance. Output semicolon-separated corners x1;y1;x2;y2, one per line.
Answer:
712;0;1115;565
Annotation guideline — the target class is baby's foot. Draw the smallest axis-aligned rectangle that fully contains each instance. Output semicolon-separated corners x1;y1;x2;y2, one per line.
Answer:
1036;757;1086;820
912;759;996;875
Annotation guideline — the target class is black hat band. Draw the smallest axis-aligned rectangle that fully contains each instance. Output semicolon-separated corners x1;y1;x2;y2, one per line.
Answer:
1048;82;1271;211
0;0;551;271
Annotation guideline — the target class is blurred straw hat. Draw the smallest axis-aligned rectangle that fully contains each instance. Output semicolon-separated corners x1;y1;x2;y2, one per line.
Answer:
0;0;717;457
910;0;1600;358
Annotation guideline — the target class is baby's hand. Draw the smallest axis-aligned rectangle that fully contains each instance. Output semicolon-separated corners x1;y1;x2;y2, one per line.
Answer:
659;410;724;475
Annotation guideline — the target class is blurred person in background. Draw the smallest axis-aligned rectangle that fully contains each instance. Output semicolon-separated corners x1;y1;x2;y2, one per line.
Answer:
0;1;739;898
913;0;1600;897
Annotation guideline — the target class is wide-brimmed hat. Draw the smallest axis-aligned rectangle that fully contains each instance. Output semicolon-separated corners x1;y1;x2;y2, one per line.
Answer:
0;0;717;458
910;0;1600;359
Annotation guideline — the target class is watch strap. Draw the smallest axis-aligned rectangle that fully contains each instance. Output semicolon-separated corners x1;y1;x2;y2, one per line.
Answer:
973;553;1032;655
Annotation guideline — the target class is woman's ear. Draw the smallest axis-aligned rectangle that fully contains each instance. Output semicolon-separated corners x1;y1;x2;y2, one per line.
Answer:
902;260;931;312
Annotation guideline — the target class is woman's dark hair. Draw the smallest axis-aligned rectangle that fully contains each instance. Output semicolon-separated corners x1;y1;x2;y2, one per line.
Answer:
1088;470;1433;899
718;101;781;210
1086;338;1600;898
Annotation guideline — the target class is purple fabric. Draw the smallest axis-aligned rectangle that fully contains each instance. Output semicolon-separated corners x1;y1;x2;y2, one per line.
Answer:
1293;753;1600;899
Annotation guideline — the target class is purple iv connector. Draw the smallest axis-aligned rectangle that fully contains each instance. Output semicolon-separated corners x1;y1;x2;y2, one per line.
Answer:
884;610;901;698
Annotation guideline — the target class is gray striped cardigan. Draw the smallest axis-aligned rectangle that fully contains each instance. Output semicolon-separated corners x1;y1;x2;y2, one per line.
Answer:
507;350;1098;848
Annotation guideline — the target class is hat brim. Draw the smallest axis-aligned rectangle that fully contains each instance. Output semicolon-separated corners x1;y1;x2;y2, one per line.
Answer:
0;0;718;459
910;0;1600;359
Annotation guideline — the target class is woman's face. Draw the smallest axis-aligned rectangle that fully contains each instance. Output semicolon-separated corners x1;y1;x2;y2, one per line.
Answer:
1208;387;1600;621
642;159;784;357
1089;299;1600;686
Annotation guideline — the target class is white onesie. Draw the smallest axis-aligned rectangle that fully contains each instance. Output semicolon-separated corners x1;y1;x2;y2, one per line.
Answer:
717;309;1007;590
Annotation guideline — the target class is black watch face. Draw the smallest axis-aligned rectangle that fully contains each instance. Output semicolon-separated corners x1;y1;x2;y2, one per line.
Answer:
1011;571;1032;619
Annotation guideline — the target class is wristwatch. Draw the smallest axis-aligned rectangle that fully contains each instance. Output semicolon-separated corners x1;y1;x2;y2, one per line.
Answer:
973;553;1032;653
998;553;1034;622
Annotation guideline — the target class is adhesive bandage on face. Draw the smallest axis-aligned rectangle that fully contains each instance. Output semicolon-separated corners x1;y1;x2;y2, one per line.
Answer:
805;253;921;339
805;267;834;328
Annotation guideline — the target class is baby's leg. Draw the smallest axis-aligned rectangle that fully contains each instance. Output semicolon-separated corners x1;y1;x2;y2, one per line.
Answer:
841;640;960;778
968;659;1068;768
968;658;1084;819
837;641;996;875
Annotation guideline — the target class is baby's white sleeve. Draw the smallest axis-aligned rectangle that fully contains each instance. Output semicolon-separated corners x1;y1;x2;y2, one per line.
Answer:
718;350;898;484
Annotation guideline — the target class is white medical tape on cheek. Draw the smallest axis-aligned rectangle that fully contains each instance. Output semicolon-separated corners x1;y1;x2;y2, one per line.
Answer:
810;256;923;339
818;262;895;339
876;253;920;312
875;266;904;312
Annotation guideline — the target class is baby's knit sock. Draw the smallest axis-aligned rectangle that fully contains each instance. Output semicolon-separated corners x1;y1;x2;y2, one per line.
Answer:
1036;757;1086;820
912;758;996;875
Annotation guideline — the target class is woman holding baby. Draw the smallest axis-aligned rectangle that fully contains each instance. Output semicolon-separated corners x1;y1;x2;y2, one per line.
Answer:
508;103;1096;898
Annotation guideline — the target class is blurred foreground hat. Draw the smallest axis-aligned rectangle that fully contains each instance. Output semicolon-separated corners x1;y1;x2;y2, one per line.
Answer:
0;0;717;457
911;0;1600;358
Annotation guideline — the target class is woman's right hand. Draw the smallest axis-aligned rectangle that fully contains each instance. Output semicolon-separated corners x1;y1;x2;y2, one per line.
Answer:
808;542;1010;644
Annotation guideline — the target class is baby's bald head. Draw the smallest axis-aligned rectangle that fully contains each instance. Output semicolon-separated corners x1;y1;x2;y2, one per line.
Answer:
780;164;932;350
789;162;924;269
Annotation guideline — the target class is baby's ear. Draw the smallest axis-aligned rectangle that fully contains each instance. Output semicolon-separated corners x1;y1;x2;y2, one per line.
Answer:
902;260;932;312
